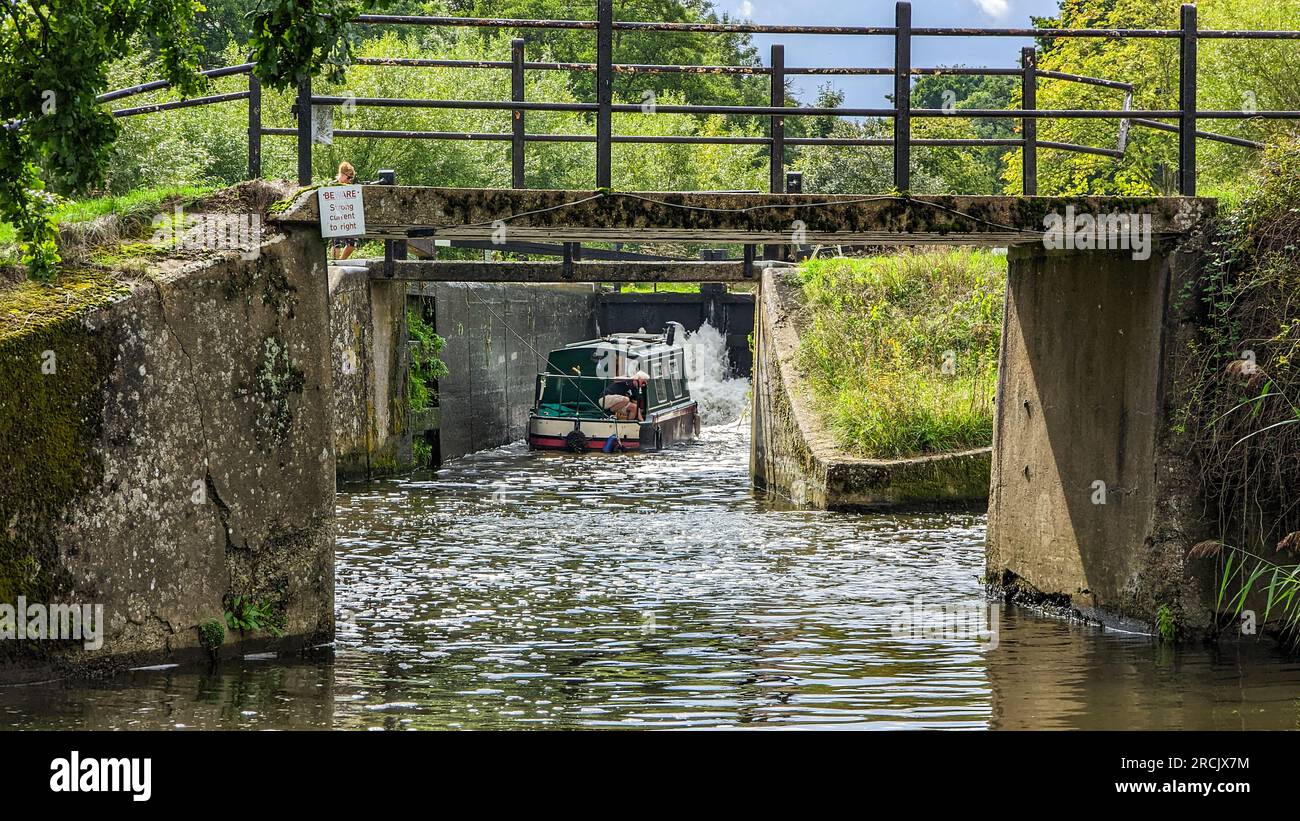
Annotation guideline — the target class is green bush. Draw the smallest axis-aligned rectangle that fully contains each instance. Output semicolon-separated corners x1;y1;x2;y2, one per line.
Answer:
407;305;448;415
1183;137;1300;639
198;618;226;651
99;30;767;195
795;249;1005;458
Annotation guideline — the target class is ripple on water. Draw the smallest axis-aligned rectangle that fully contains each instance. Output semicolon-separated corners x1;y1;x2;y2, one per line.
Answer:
7;423;1300;729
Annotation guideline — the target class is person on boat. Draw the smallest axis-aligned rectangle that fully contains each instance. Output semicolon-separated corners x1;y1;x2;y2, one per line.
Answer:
331;161;360;261
599;371;650;420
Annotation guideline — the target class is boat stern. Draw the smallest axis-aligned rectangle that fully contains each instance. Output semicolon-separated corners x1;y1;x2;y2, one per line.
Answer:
527;416;643;452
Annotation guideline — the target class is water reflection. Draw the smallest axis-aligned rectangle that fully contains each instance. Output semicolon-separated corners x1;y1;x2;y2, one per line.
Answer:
986;610;1300;730
4;424;1300;730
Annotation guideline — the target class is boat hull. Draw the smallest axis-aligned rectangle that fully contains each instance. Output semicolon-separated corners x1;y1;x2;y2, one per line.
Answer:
528;402;699;452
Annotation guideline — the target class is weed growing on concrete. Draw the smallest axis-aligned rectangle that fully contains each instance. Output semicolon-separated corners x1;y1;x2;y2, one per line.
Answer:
1156;604;1176;642
224;596;284;638
407;305;448;416
795;248;1004;458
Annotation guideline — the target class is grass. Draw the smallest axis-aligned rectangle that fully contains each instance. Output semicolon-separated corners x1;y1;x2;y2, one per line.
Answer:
794;249;1006;459
0;185;215;262
55;185;215;225
617;282;703;294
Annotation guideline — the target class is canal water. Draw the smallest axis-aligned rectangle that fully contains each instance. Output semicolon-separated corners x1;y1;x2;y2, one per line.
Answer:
5;334;1300;730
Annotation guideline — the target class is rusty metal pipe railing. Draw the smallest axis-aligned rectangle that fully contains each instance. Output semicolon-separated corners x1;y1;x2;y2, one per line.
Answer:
85;2;1300;197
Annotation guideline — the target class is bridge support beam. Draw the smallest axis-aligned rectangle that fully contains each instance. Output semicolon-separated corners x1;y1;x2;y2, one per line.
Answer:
987;243;1214;634
364;259;771;283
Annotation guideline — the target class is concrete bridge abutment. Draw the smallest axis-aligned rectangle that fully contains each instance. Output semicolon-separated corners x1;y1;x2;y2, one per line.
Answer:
987;242;1214;634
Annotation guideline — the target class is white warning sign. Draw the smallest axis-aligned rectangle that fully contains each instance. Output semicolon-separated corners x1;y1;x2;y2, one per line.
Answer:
318;185;365;238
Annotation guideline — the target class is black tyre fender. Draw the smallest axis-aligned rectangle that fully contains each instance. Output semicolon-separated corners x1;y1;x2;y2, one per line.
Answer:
564;428;590;453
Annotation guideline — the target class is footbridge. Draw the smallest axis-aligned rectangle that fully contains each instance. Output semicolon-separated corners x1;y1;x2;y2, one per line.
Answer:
273;186;1206;280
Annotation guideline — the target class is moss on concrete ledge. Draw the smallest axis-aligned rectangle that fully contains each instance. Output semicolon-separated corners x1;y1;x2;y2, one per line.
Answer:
0;268;133;343
0;296;120;603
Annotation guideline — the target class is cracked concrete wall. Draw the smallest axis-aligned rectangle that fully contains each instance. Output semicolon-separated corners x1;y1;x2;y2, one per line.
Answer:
986;244;1214;633
0;228;335;681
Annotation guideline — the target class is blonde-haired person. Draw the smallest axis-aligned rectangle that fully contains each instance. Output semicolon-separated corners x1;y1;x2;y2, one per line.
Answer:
331;161;359;261
599;371;650;420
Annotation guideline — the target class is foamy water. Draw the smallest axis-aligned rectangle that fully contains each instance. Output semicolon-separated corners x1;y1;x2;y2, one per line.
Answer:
683;323;750;425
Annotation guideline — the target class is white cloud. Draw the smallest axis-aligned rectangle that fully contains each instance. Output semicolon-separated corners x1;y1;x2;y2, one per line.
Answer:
972;0;1011;18
738;0;754;17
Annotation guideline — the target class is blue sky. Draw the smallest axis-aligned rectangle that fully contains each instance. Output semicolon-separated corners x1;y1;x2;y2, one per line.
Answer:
736;0;1065;106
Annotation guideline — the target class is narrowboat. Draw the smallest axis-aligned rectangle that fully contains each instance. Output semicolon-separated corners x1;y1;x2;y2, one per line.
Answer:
527;322;700;452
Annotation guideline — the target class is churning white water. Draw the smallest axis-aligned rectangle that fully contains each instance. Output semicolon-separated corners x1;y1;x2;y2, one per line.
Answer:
683;323;750;425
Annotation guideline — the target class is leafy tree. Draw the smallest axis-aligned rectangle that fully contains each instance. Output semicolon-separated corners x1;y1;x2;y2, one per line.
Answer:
911;72;1015;195
246;0;385;88
0;0;205;279
2;0;407;280
192;0;260;61
104;27;766;195
453;0;765;114
1010;0;1180;195
1011;0;1300;197
787;82;843;142
791;117;942;195
789;73;1015;195
911;73;1014;141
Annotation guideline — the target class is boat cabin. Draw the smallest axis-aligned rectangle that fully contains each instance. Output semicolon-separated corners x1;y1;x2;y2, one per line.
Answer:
528;322;699;452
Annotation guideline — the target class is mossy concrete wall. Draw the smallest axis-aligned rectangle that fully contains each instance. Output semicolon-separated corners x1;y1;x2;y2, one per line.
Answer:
330;266;410;480
750;267;992;510
330;276;595;475
411;281;596;461
0;226;335;680
986;243;1215;634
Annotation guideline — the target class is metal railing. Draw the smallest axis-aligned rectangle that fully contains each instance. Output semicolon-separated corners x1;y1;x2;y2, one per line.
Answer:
95;1;1300;197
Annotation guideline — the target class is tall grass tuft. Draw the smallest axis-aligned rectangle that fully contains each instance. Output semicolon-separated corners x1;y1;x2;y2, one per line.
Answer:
794;249;1006;458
